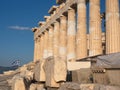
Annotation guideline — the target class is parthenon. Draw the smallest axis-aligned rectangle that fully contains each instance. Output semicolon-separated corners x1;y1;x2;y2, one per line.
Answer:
32;0;120;62
31;0;120;89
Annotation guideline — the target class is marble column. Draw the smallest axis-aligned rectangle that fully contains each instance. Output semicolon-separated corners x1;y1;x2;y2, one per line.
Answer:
89;0;102;56
37;37;41;61
48;26;54;57
43;31;49;59
39;35;44;60
32;28;39;62
33;39;37;62
59;15;67;60
106;0;120;54
76;0;87;60
67;8;76;62
53;21;60;58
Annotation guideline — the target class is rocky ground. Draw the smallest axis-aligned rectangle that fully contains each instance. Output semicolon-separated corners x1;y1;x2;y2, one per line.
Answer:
0;74;13;90
0;61;120;90
0;62;35;90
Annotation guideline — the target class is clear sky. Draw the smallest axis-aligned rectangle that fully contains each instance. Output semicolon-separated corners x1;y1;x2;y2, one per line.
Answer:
0;0;56;66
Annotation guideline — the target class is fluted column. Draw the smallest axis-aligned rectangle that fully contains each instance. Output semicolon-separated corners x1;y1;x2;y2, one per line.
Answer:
106;0;120;54
43;31;49;59
67;8;76;62
36;38;40;61
76;0;87;60
37;37;41;61
59;15;67;60
39;35;44;60
53;21;60;58
89;0;102;56
33;39;37;62
48;26;54;57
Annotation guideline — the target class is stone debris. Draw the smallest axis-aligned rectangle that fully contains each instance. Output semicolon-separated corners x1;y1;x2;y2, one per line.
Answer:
72;68;92;84
29;83;45;90
20;70;34;81
59;83;120;90
80;84;120;90
3;70;15;75
34;60;46;82
12;76;27;90
0;60;119;90
44;57;60;87
29;84;37;90
58;82;80;90
53;57;67;82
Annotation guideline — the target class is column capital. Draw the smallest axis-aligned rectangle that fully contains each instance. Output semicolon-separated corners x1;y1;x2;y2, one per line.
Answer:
38;21;45;27
53;20;60;24
48;25;53;29
44;16;51;22
48;5;58;14
68;7;74;10
32;27;38;32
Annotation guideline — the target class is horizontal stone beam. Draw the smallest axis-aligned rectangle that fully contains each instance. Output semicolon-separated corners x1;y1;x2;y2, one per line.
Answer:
34;0;77;40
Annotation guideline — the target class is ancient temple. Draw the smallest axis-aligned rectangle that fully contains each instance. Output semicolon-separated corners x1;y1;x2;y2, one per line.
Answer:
31;0;120;89
32;0;120;62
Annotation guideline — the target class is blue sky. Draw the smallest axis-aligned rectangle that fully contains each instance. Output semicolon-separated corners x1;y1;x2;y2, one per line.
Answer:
0;0;56;66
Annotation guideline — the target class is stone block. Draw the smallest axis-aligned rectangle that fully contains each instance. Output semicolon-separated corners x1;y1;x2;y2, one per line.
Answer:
29;83;45;90
47;87;58;90
20;70;34;81
19;65;27;72
59;83;120;90
27;62;36;71
93;71;109;85
107;69;120;86
3;70;15;75
34;60;46;82
100;85;120;90
80;84;97;90
7;78;13;86
12;77;26;90
93;68;120;86
29;84;37;90
36;84;45;90
80;84;120;90
44;57;59;87
72;68;92;84
58;82;80;90
67;61;91;71
54;57;67;82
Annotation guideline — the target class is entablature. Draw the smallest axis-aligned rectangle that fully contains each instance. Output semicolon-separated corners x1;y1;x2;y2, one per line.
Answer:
34;0;78;39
